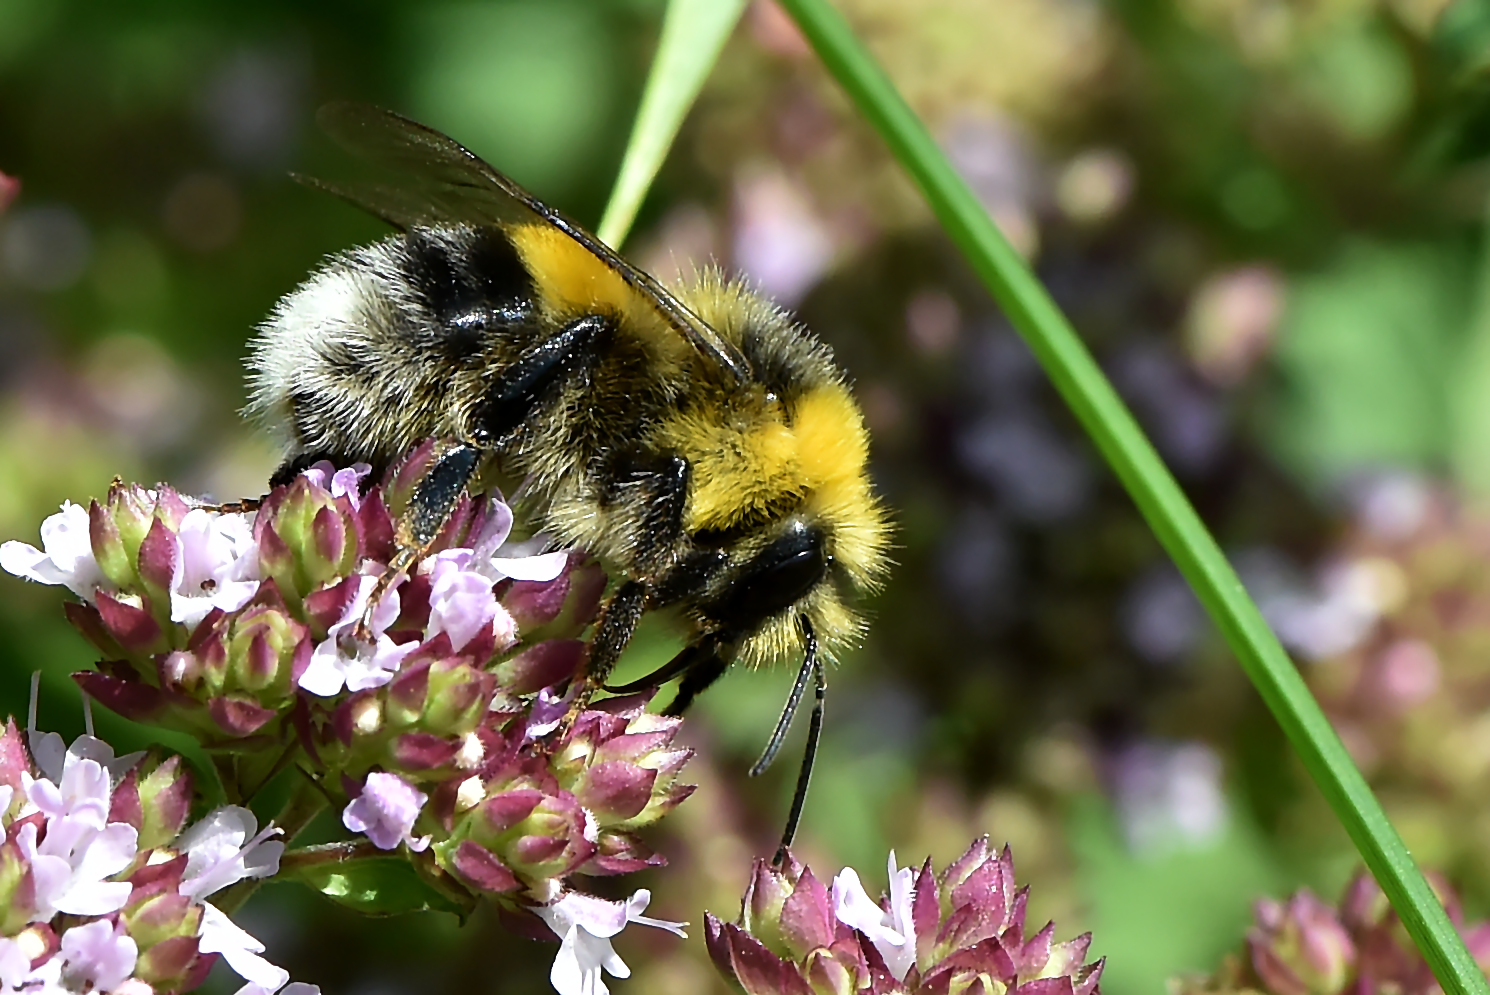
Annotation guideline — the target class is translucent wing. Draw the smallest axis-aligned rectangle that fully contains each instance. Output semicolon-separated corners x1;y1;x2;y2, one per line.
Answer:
307;102;749;382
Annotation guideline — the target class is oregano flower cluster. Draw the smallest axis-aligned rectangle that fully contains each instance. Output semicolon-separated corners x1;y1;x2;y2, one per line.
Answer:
0;442;693;994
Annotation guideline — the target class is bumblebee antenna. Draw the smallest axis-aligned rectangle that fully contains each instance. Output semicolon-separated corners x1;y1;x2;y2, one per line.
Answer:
750;618;824;865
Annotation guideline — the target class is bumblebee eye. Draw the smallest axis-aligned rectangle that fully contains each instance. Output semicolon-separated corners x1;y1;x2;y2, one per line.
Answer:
705;522;827;632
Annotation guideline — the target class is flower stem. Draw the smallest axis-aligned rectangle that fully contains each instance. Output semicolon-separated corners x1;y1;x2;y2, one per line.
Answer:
772;1;1490;993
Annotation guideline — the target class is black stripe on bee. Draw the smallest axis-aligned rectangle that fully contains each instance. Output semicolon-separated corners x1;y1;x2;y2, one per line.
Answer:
401;227;536;359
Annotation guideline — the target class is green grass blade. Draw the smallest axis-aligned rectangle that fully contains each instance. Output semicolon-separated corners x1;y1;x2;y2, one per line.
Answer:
597;0;748;249
774;0;1490;990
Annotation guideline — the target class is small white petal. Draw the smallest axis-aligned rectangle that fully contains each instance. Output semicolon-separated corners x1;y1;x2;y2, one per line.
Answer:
199;903;290;992
489;551;568;582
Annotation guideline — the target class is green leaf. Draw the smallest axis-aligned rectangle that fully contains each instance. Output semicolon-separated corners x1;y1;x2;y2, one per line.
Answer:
284;850;475;919
773;1;1490;994
596;0;748;249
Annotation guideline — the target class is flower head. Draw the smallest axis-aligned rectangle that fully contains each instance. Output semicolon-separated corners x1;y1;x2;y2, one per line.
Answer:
1176;869;1490;995
709;839;1103;995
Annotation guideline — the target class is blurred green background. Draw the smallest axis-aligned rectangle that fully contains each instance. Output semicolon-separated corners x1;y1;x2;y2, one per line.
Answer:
11;0;1490;991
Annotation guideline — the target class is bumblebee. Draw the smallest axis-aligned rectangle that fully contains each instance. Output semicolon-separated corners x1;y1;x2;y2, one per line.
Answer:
246;104;892;850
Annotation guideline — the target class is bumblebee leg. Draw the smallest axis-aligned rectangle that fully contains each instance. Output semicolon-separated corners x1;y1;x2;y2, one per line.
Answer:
355;316;613;642
599;451;690;575
762;619;822;864
474;313;612;445
191;497;264;514
662;647;729;717
603;635;717;694
559;580;648;731
352;440;480;641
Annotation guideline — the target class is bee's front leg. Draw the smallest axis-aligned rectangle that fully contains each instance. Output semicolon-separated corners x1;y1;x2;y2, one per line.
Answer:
351;440;481;643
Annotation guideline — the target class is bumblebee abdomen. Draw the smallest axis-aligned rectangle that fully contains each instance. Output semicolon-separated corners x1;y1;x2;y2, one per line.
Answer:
246;226;555;469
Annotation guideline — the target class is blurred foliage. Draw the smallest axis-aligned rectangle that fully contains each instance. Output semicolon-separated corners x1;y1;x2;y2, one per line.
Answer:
8;0;1490;993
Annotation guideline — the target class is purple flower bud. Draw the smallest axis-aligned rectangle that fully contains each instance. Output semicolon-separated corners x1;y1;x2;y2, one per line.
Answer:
503;554;605;639
141;755;194;845
706;915;814;995
583;829;666;876
254;474;361;597
93;591;164;655
207;696;277;738
0;719;30;797
222;604;309;705
556;703;694;831
492;639;585;695
438;770;596;892
119;860;206;991
0;836;36;935
1248;891;1356;995
448;840;521;894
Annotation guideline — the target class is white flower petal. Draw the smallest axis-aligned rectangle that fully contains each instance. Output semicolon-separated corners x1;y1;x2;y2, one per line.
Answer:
489;551;568;583
199;903;290;992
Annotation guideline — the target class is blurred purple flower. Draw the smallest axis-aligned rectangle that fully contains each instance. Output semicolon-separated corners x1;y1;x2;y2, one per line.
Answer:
709;839;1102;995
343;771;430;852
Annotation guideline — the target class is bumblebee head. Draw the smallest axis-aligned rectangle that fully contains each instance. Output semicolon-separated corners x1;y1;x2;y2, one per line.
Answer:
674;378;892;669
651;272;894;667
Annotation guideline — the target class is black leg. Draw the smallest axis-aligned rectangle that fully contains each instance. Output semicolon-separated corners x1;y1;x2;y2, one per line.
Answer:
599;451;691;575
569;580;648;713
662;646;730;717
355;440;482;641
604;635;718;695
753;618;823;865
475;314;611;445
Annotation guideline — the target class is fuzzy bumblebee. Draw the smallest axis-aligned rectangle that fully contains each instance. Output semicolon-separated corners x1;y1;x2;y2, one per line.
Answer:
246;104;892;851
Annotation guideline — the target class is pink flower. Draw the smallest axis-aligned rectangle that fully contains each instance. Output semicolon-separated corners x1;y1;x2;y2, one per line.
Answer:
300;574;418;696
177;806;284;902
58;919;138;994
466;501;568;583
17;752;138;920
536;889;687;995
300;461;371;511
169;510;260;627
343;772;430;852
425;552;512;652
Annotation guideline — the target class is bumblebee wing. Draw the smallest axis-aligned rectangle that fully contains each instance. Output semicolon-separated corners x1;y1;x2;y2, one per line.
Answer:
289;174;451;230
312;102;750;382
